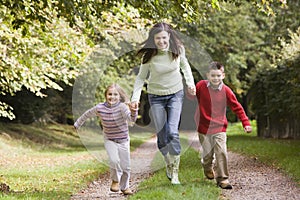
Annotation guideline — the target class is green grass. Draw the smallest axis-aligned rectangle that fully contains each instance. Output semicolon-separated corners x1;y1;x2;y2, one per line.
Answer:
1;121;299;199
129;121;300;200
0;160;107;200
0;122;150;200
129;146;221;200
227;121;300;186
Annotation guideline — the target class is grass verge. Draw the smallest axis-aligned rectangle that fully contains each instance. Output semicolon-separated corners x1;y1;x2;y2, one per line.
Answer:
129;146;221;200
0;122;150;199
129;120;300;199
227;121;300;186
1;121;299;199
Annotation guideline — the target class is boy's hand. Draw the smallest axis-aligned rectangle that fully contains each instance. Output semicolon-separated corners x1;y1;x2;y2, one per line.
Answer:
244;126;252;133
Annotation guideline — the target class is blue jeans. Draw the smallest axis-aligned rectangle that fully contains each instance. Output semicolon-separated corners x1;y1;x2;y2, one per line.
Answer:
148;90;184;156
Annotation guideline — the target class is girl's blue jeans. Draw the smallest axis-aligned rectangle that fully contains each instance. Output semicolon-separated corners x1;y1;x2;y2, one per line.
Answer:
148;90;184;156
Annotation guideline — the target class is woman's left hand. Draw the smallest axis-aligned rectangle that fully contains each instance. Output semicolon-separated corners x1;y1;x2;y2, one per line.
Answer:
187;86;196;96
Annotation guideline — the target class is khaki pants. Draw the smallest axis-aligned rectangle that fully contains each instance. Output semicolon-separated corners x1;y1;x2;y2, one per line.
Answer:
198;132;229;183
104;139;131;190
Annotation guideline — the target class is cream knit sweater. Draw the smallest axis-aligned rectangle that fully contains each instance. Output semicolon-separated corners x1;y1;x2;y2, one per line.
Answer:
131;48;195;102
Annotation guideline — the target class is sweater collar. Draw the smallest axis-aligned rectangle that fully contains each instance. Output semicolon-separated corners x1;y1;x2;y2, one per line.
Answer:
104;101;120;108
207;81;223;91
157;47;170;55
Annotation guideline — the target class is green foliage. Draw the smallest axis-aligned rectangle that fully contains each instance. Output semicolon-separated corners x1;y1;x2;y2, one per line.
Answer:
277;27;300;64
0;0;291;122
126;0;285;26
251;27;300;117
0;102;14;120
184;1;277;95
247;0;300;138
1;1;150;121
0;14;91;96
0;8;93;119
251;67;300;117
1;0;286;32
250;27;300;138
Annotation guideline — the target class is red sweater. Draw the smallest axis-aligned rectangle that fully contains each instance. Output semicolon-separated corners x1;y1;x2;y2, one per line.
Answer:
195;80;250;134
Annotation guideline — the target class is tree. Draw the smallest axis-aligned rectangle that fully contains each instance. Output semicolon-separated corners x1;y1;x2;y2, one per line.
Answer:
249;0;300;139
2;0;286;30
0;13;92;119
0;0;287;120
251;27;300;139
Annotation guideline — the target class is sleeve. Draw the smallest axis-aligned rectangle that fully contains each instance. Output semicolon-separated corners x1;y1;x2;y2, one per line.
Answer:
74;106;98;129
179;46;195;88
226;87;250;127
193;81;202;126
195;81;202;98
131;63;150;102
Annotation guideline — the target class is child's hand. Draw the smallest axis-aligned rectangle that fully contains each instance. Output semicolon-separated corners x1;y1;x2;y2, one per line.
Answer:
187;86;196;96
130;101;139;111
244;126;252;133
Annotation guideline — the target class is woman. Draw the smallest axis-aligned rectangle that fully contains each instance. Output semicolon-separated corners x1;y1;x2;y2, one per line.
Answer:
130;22;196;184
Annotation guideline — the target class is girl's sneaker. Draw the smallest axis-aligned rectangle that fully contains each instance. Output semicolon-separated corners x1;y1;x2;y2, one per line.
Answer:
110;181;119;192
204;169;215;180
121;188;133;195
217;182;233;189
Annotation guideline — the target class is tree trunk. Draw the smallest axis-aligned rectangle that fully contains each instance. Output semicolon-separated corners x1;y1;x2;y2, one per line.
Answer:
257;114;300;139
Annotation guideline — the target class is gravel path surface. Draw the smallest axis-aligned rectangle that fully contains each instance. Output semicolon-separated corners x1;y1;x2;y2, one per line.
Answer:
70;136;158;200
221;151;300;200
70;132;300;200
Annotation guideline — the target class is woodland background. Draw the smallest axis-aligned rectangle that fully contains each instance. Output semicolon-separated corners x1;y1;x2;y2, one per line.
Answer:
0;0;299;138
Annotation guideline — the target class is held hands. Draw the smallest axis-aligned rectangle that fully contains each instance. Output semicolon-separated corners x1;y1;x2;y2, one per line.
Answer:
129;101;139;113
187;86;196;96
244;126;252;133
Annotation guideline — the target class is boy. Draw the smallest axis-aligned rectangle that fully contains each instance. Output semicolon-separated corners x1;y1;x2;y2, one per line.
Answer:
195;61;252;189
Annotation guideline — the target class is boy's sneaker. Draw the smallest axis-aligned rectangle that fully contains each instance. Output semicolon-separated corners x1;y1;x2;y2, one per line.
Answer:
110;181;119;192
204;169;215;180
121;188;133;195
217;182;233;189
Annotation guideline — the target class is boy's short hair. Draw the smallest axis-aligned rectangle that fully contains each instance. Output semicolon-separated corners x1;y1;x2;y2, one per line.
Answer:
208;61;224;72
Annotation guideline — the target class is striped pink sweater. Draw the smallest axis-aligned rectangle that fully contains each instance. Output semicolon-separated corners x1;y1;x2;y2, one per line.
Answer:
74;102;137;140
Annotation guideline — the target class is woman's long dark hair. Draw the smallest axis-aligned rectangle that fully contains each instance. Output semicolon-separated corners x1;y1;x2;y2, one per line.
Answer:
137;22;183;64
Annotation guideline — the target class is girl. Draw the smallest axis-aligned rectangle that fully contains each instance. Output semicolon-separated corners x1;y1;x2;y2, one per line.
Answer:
74;83;138;195
130;22;196;184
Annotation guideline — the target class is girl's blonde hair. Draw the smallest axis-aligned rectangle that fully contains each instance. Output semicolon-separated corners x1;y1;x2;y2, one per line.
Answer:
104;83;129;103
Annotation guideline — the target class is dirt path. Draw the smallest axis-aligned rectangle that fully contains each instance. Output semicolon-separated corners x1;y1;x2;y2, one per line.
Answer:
220;151;300;200
186;132;300;200
70;132;300;200
70;136;158;200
